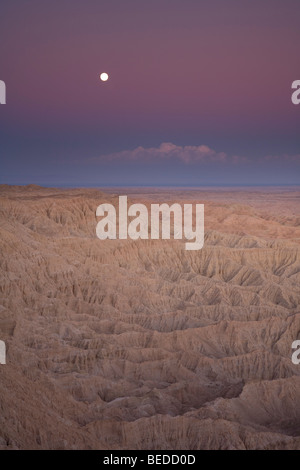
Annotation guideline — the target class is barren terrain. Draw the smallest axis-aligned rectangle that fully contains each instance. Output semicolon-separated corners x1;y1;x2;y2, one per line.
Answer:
0;185;299;449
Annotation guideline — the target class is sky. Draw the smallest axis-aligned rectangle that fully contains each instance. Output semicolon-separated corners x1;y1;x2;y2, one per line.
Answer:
0;0;299;186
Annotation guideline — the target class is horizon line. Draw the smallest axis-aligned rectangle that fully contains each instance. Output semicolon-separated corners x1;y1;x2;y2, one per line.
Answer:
1;183;300;190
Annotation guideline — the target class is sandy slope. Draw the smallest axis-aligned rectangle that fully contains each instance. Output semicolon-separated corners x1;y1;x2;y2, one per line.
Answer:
0;185;299;449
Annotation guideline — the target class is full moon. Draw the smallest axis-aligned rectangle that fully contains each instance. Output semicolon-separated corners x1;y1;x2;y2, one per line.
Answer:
100;72;109;82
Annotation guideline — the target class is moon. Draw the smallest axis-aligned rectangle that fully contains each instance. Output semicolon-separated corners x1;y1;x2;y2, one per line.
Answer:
100;72;109;82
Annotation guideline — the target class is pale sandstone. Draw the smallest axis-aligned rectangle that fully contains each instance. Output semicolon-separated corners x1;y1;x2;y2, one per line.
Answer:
0;185;299;449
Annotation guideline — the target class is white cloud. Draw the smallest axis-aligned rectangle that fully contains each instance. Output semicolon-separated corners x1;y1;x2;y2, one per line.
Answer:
96;142;231;164
93;143;300;167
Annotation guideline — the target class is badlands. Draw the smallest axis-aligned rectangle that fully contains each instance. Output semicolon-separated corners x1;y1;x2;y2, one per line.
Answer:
0;185;299;449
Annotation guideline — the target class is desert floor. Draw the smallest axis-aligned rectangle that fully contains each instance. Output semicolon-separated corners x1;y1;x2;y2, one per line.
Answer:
0;185;299;449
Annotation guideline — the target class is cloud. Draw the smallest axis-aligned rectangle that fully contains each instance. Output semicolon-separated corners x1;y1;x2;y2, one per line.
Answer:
95;142;246;165
93;143;300;169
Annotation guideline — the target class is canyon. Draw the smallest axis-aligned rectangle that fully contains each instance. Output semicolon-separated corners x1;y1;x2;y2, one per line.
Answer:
0;185;299;449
